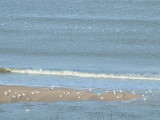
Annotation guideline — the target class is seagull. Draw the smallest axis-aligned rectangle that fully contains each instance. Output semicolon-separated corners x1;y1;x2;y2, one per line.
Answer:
22;93;26;96
4;91;8;96
17;94;22;99
12;95;16;98
60;94;62;98
119;90;123;93
78;96;81;99
131;90;135;94
143;98;147;101
106;91;109;93
77;92;80;95
133;93;136;95
98;93;101;96
8;89;11;93
101;97;104;100
36;91;40;94
89;88;92;91
117;96;120;99
113;91;116;95
26;109;30;112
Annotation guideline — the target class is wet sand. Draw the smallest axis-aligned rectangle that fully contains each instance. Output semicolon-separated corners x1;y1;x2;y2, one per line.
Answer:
0;85;141;104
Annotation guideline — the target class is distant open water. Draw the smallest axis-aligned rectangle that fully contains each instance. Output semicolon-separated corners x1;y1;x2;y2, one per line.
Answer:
0;0;160;120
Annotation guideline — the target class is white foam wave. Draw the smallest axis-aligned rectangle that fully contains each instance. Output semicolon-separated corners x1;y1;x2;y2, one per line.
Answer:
9;68;160;80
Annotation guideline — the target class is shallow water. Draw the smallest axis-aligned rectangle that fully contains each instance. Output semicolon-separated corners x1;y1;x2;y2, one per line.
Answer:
0;96;160;120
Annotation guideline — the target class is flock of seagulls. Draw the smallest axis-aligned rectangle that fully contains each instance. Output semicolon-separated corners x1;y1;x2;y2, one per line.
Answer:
57;91;83;99
97;89;153;102
3;87;153;104
4;89;41;102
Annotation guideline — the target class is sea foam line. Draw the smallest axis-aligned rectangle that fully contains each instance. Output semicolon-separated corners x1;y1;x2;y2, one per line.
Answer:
8;68;160;80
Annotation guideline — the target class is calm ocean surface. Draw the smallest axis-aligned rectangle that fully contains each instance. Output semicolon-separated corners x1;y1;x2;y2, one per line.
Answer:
0;0;160;119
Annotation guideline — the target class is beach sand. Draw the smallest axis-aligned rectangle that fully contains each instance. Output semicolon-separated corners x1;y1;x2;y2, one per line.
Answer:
0;85;141;104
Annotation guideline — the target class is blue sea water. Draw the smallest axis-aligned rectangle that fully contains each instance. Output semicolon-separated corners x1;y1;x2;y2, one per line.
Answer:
0;0;160;119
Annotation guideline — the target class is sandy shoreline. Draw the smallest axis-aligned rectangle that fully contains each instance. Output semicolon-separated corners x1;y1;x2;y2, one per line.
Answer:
0;85;141;104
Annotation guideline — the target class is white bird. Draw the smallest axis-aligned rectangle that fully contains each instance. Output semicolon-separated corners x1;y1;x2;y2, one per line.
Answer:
8;89;11;93
22;93;26;96
17;94;22;99
119;90;123;93
113;91;116;95
131;90;135;94
98;93;101;96
26;109;30;112
12;95;16;98
117;96;120;99
106;91;109;93
78;96;81;99
36;91;40;94
89;88;92;91
60;94;62;98
143;98;147;101
133;93;136;95
4;91;8;96
101;97;104;100
77;92;80;95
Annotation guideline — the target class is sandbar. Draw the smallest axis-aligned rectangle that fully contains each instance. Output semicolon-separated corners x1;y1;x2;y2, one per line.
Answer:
0;85;141;104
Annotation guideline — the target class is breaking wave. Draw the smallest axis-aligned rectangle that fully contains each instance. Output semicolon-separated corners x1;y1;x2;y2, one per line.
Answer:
1;67;160;81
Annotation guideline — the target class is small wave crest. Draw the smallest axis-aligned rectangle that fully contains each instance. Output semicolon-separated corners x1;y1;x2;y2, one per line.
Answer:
1;67;159;80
